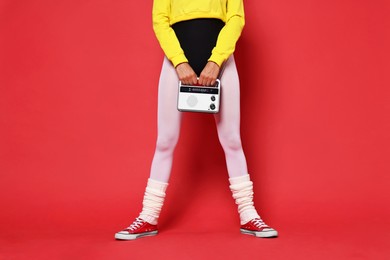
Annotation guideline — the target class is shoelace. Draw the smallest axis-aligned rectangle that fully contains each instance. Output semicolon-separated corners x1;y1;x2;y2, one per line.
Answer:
127;218;145;231
252;218;268;228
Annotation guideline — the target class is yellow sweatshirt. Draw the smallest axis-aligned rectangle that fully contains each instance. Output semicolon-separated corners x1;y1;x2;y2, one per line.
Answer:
152;0;245;67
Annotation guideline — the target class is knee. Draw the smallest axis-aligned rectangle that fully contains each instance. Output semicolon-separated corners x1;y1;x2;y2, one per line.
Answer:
218;133;243;152
155;135;178;152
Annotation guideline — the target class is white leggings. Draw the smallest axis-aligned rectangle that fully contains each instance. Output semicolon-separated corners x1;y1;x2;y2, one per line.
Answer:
149;56;249;183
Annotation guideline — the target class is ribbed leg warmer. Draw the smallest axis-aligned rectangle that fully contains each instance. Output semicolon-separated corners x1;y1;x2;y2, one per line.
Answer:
229;174;260;225
139;175;258;225
139;178;168;225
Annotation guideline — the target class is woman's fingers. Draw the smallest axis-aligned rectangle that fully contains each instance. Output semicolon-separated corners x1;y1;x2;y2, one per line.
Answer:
175;63;197;85
199;62;220;86
176;62;220;86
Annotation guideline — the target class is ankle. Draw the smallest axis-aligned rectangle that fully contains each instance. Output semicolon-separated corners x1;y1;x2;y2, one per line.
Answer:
240;209;260;225
139;214;158;225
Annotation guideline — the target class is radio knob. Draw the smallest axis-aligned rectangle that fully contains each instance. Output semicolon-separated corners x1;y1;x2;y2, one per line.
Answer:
210;104;216;110
211;96;216;101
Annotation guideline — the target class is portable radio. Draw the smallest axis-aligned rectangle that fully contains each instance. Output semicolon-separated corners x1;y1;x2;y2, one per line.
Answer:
177;79;221;113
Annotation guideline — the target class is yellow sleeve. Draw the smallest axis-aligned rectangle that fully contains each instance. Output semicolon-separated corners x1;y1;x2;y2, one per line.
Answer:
208;0;245;66
152;0;188;67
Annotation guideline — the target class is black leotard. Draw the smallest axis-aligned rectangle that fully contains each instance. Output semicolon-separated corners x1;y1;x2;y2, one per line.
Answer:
172;18;225;76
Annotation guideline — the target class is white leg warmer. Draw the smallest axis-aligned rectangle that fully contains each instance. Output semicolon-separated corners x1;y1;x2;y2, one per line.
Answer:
229;174;260;225
139;178;168;225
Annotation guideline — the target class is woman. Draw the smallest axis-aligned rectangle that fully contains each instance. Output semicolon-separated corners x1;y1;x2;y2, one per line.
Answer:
115;0;278;240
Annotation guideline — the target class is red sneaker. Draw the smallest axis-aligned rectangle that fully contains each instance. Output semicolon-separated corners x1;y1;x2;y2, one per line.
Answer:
115;217;158;240
240;218;278;238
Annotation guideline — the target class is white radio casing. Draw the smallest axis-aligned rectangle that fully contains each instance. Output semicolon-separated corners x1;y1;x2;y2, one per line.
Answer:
177;79;221;113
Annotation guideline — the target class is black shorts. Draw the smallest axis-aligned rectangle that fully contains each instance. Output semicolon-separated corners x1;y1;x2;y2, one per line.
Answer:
172;18;225;76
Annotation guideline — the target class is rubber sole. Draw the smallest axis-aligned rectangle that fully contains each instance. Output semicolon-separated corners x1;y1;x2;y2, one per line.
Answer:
114;230;158;240
240;228;278;238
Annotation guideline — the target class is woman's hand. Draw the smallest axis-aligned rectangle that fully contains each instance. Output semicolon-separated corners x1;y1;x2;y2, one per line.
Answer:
175;63;198;85
199;61;220;86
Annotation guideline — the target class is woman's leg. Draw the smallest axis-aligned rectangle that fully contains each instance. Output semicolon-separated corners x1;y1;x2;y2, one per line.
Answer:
214;55;248;179
149;57;183;183
116;57;181;239
138;57;182;225
124;58;180;227
214;56;277;237
214;56;261;224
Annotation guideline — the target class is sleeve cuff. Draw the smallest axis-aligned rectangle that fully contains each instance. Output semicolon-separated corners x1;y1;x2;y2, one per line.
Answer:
170;54;188;67
208;53;225;67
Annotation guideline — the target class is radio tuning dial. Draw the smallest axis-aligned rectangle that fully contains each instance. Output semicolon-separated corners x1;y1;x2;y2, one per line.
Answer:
210;104;216;110
211;96;216;101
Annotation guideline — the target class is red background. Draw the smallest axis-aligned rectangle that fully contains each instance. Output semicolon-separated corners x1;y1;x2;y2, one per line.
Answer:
1;0;390;259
